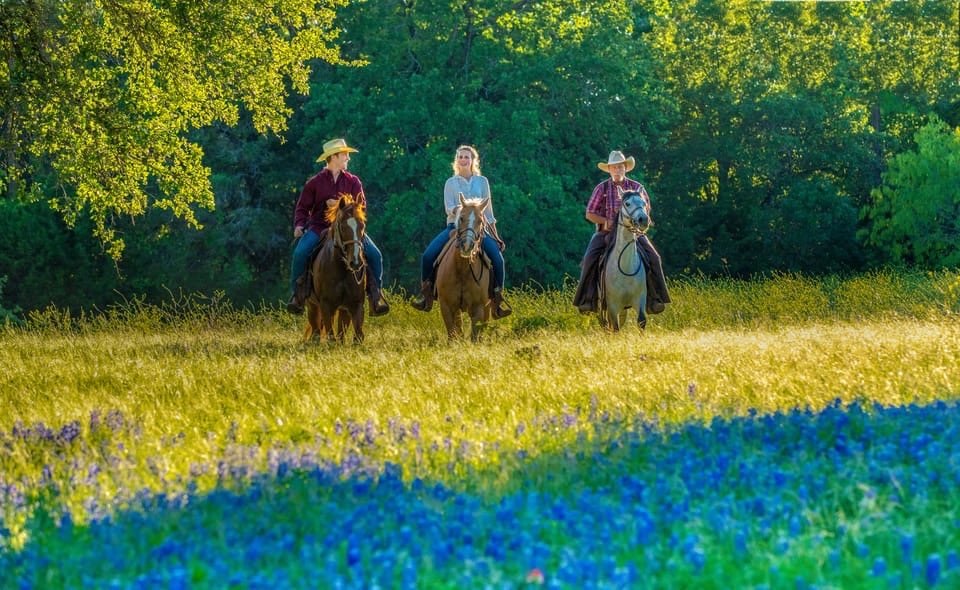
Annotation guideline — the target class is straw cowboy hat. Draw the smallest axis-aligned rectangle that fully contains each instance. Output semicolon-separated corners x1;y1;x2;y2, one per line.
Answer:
597;150;635;173
316;138;358;162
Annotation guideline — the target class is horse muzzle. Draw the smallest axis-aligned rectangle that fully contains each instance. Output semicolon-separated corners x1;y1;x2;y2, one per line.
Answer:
457;238;479;258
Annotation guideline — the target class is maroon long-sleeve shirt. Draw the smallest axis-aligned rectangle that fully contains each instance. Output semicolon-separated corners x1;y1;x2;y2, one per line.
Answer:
293;168;365;235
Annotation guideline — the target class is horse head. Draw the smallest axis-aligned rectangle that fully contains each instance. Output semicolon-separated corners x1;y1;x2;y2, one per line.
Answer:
326;193;367;272
618;189;650;234
455;193;488;259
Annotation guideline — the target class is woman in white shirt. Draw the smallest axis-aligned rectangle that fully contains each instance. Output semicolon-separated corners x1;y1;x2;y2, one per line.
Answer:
411;145;511;318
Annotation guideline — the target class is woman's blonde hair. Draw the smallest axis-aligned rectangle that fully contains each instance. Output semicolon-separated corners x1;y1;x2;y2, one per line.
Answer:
452;145;481;176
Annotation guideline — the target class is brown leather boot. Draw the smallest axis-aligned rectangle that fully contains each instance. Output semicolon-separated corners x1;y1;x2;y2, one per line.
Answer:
367;283;390;317
411;280;435;312
491;287;512;319
646;296;665;314
285;292;304;315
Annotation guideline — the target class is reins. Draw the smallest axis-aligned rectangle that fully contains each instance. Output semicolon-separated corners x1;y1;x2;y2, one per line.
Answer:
614;210;646;277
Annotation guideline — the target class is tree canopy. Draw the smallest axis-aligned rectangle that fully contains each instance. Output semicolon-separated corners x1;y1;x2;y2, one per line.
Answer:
862;116;960;268
1;0;958;314
1;0;352;257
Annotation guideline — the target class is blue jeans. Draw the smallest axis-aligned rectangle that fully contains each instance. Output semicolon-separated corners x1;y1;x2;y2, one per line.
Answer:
290;230;384;294
420;224;504;289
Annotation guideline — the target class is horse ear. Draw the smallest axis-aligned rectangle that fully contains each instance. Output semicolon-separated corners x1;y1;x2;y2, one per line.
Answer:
459;192;467;207
480;196;490;210
617;186;624;198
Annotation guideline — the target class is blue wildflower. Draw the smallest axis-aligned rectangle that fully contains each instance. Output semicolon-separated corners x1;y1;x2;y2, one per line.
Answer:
926;554;941;586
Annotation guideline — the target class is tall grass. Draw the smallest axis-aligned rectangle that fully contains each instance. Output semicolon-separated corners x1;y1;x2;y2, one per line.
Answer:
1;269;959;588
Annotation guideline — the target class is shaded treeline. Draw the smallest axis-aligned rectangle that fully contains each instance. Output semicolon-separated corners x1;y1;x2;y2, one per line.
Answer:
1;0;958;314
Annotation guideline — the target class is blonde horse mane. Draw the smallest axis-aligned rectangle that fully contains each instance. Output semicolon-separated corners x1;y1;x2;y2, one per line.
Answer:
324;193;367;224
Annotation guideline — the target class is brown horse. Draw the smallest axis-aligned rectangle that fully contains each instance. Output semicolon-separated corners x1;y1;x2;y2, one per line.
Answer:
302;194;367;343
436;194;492;340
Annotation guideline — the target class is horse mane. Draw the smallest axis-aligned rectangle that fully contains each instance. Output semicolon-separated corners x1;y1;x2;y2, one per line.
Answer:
325;193;367;224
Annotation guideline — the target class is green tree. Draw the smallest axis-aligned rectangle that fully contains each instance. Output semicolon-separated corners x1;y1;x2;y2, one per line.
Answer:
642;0;956;276
1;0;352;258
292;0;674;289
861;116;960;268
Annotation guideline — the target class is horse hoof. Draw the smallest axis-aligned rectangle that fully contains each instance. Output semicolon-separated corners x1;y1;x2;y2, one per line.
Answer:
370;303;390;317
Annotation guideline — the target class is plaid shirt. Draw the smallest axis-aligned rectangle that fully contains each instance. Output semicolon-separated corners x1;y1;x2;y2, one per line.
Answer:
586;178;649;231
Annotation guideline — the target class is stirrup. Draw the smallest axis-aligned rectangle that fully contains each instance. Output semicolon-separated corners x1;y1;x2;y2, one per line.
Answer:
369;296;390;317
492;293;513;319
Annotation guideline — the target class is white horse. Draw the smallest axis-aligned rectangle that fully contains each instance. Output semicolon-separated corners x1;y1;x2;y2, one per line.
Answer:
600;190;651;332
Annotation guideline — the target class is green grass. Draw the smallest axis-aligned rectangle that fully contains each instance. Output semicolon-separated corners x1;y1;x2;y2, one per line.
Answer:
3;269;959;469
1;269;959;587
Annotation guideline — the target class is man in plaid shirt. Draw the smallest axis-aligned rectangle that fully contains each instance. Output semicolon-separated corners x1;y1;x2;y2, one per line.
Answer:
573;150;671;314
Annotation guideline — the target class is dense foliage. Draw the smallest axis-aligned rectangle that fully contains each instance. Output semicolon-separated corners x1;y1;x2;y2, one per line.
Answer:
862;116;960;268
1;0;958;315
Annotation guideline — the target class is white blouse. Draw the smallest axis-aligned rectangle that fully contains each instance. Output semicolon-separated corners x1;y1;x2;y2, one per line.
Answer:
442;174;496;226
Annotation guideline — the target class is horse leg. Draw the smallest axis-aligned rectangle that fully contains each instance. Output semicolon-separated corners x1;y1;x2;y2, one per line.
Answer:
440;304;461;339
469;304;486;342
351;304;364;344
320;303;337;342
335;309;350;343
607;302;622;332
303;302;321;341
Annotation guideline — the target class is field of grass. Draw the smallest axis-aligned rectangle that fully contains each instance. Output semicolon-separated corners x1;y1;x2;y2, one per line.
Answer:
1;269;959;588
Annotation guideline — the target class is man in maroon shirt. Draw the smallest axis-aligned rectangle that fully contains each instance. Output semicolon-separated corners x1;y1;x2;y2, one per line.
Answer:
286;138;389;316
572;150;670;314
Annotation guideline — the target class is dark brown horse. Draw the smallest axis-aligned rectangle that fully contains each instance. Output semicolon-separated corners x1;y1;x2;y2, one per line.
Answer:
303;194;367;343
436;194;491;340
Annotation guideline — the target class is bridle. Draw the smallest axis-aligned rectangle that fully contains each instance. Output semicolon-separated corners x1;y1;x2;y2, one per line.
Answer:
615;193;650;277
455;205;487;284
617;193;649;237
456;211;485;260
332;208;366;281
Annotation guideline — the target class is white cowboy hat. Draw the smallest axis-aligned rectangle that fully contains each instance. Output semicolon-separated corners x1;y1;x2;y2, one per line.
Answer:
597;150;635;173
316;138;358;162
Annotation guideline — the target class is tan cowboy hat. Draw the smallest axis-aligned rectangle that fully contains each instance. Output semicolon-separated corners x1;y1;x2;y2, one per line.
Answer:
598;150;635;173
316;138;358;162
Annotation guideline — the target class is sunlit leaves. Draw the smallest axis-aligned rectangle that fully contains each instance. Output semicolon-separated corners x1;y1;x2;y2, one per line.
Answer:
1;0;352;257
861;116;960;268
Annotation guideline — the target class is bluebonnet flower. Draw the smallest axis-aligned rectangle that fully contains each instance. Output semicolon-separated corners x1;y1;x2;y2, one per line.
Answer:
926;554;941;586
899;533;914;563
56;421;81;445
105;410;124;432
946;550;959;571
872;557;887;576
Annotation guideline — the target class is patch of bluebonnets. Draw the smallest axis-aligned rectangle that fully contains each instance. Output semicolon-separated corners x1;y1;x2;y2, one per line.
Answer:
0;400;958;588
